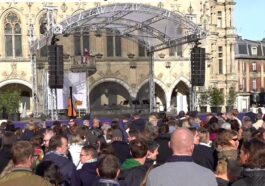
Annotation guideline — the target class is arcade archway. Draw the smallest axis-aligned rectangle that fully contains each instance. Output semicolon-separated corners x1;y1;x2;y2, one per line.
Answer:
89;81;131;113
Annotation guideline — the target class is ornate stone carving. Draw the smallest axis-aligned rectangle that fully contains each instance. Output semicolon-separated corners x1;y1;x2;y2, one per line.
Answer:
2;63;27;80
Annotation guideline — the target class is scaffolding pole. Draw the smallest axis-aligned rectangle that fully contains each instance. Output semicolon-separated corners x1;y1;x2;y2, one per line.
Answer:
149;52;155;113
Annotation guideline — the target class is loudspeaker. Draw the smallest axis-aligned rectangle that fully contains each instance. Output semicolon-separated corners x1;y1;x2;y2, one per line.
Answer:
190;47;205;86
48;45;64;89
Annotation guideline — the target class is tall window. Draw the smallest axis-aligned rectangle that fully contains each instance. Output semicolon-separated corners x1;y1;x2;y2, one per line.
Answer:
218;46;223;74
106;30;121;57
74;33;90;56
4;12;22;57
252;62;257;72
138;42;146;57
252;78;257;90
217;11;222;28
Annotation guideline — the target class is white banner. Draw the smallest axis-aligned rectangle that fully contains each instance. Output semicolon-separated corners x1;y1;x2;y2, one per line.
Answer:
48;72;87;110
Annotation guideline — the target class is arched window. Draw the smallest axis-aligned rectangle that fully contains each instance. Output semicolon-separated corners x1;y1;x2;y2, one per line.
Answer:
4;12;22;57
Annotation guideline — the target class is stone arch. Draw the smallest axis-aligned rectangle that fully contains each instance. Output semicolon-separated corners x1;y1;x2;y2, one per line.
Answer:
169;76;191;113
0;79;33;110
169;76;191;94
135;78;167;97
135;79;167;112
89;78;132;111
90;77;133;97
0;79;32;89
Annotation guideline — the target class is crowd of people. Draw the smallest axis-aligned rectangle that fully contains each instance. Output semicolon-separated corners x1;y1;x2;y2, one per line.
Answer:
0;109;265;186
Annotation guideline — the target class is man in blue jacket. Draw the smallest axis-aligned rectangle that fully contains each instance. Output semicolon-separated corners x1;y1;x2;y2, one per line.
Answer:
43;135;77;186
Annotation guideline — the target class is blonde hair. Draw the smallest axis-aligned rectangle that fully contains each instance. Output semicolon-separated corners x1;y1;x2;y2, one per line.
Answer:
215;158;228;175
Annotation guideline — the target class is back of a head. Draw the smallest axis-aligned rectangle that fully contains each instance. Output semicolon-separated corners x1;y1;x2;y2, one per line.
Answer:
36;161;63;185
11;141;34;165
98;154;120;179
170;128;194;156
129;139;148;158
48;135;66;151
242;139;265;169
1;131;16;149
82;145;98;159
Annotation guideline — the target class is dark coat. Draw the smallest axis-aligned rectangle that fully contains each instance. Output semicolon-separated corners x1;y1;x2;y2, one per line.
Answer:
155;134;172;164
119;165;148;186
44;152;77;186
111;141;131;164
0;149;12;173
231;169;265;186
74;161;99;186
192;144;218;171
93;179;120;186
216;177;231;186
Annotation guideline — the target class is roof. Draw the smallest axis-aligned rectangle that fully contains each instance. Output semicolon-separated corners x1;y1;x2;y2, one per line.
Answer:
235;36;265;59
30;3;206;54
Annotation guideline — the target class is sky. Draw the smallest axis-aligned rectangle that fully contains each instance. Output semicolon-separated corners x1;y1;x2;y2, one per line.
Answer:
235;0;265;41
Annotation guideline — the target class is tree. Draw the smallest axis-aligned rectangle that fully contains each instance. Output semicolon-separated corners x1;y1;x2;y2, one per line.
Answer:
208;87;224;106
0;90;21;115
198;91;209;106
227;87;237;106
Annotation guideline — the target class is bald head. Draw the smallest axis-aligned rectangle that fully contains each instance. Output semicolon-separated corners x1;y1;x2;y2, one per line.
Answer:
170;128;194;156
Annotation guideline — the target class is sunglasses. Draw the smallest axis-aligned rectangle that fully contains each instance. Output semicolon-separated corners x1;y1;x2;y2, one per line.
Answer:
232;138;238;141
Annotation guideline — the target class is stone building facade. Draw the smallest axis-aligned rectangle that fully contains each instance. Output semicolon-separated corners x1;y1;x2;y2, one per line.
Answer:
0;0;237;116
235;37;265;112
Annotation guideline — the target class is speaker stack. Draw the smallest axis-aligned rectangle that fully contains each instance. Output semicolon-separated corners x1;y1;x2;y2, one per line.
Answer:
190;46;205;86
48;45;64;89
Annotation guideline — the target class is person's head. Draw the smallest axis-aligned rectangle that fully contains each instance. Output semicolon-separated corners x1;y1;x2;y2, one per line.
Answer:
48;135;69;155
198;128;210;144
148;114;158;126
1;131;16;150
36;161;63;185
189;127;200;144
240;139;265;168
242;116;253;129
217;130;239;149
215;158;241;182
129;139;148;159
11;141;34;167
68;119;77;127
170;128;194;156
231;109;239;118
80;145;98;164
97;154;120;180
93;118;101;128
158;124;169;135
147;141;159;161
43;129;55;148
83;120;90;127
128;129;139;142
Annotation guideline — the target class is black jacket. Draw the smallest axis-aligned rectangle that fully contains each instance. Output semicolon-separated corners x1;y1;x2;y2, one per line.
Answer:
231;169;265;186
216;177;231;186
155;134;172;164
0;149;11;173
119;165;148;186
111;141;131;164
192;144;218;171
74;161;99;186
